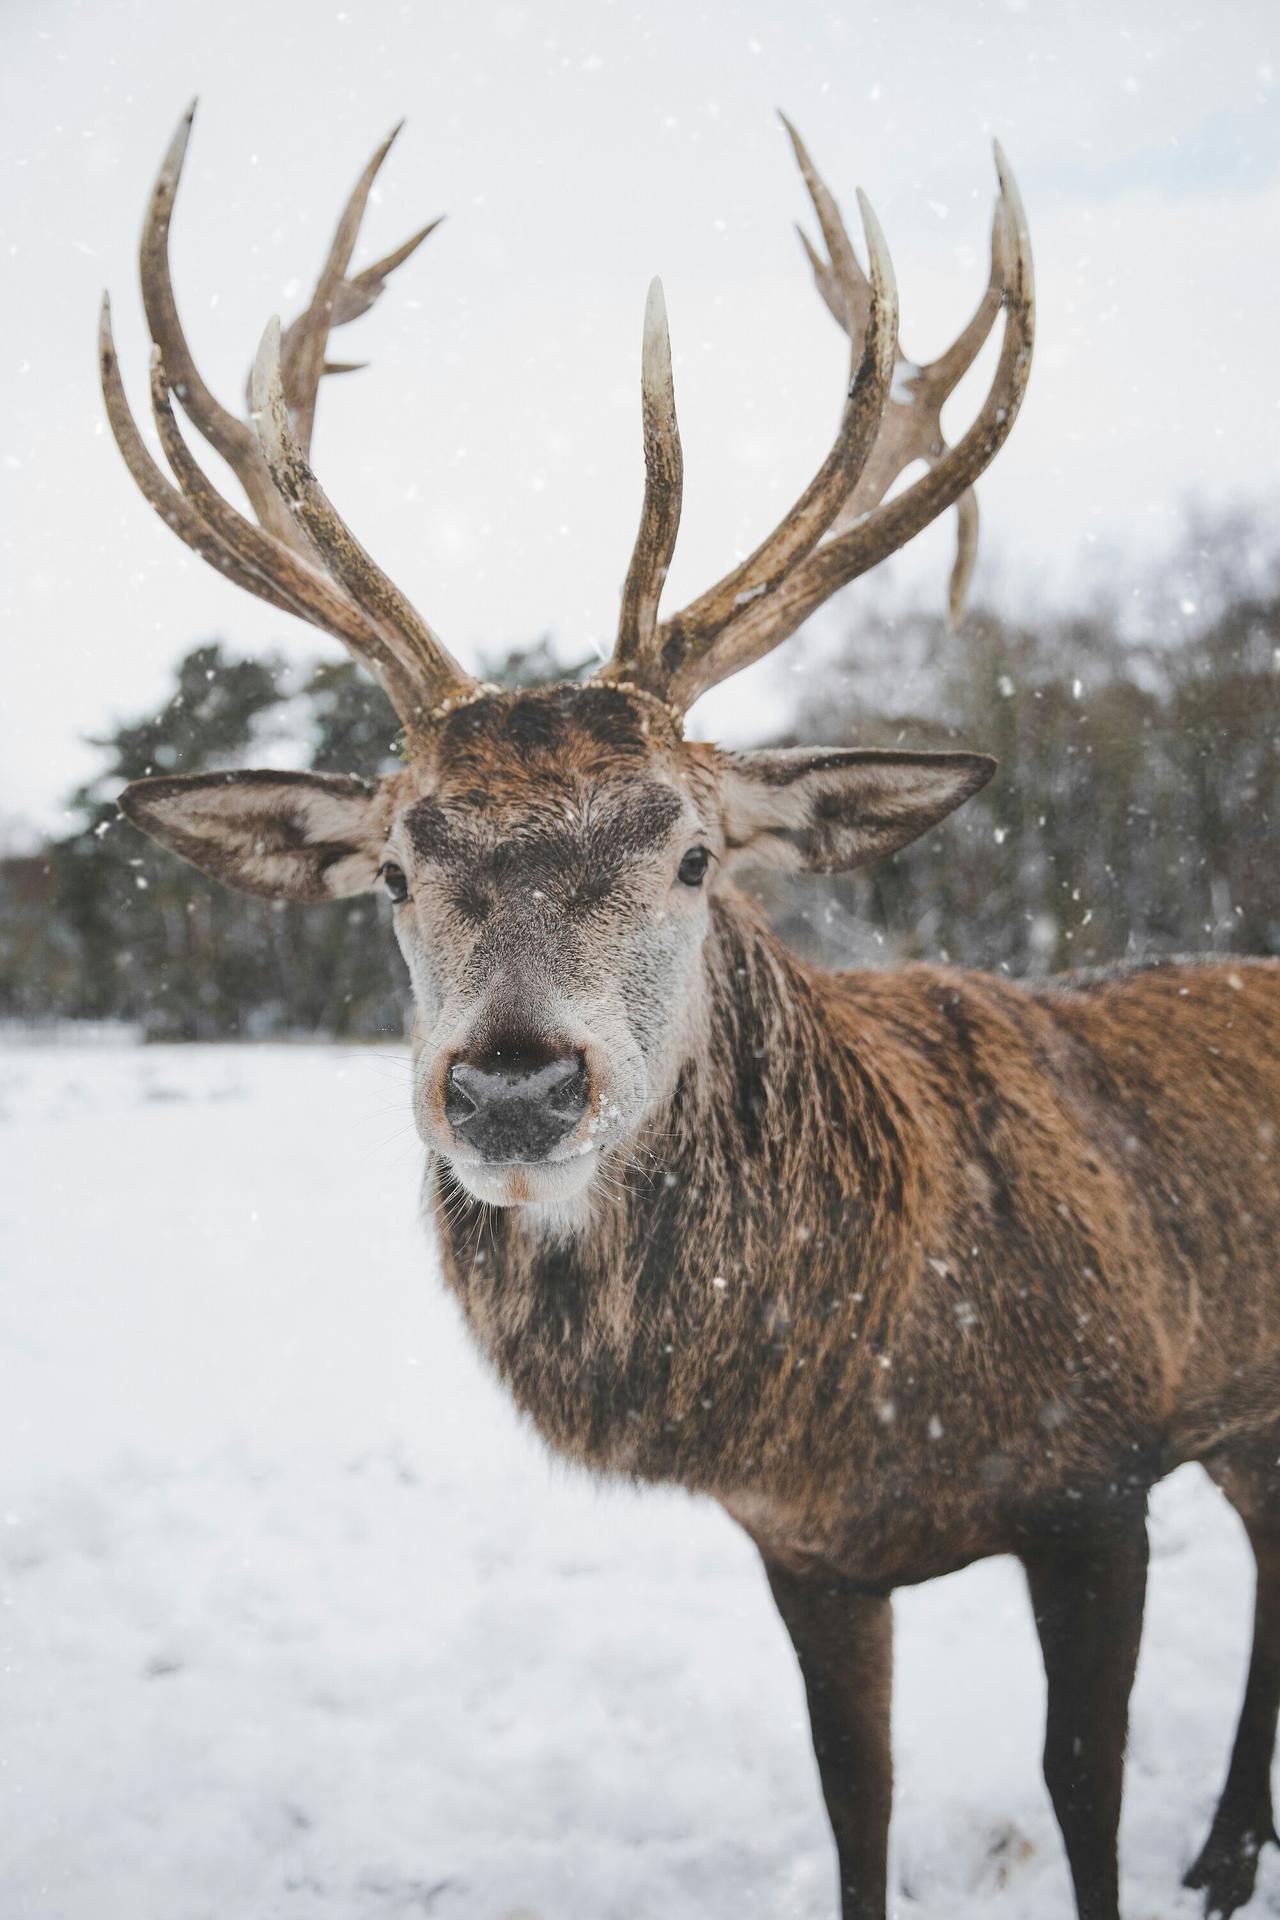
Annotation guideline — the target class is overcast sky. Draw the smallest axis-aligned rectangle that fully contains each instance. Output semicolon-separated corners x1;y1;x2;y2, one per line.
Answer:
3;0;1278;833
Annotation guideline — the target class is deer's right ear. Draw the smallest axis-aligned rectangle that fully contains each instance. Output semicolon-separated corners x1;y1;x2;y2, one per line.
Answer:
118;770;391;904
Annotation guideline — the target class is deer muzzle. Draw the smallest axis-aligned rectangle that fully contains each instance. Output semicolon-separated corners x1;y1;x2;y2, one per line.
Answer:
444;1048;590;1164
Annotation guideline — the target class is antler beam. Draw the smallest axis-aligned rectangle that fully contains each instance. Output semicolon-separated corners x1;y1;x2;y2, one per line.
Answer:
101;104;475;731
670;142;1033;710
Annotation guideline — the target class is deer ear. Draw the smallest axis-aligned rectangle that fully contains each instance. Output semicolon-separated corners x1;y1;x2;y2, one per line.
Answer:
720;748;995;874
119;770;391;903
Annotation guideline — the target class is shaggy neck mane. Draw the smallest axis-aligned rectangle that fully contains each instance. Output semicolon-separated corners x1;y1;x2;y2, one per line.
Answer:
431;892;922;1491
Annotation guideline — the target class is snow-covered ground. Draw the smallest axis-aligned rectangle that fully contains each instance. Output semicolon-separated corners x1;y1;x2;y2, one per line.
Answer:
0;1038;1275;1920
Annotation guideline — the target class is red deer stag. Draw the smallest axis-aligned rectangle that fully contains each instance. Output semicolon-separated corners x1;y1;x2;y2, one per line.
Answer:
104;105;1280;1920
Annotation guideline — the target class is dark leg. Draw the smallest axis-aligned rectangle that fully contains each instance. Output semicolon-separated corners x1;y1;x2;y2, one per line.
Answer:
1021;1504;1149;1920
1187;1454;1280;1917
764;1559;893;1920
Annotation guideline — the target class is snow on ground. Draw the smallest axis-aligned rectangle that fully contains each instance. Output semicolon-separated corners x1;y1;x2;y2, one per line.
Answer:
1;1037;1276;1920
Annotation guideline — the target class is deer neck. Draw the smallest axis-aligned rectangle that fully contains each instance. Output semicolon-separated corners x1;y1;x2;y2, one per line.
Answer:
431;890;918;1489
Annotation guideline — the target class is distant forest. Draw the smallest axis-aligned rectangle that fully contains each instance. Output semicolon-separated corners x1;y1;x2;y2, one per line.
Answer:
4;516;1277;1039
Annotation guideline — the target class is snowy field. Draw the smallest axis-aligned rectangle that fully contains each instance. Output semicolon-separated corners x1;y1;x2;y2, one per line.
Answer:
1;1037;1276;1920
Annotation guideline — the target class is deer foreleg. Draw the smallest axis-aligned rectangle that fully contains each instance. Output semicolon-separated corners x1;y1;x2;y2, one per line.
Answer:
764;1560;893;1920
1022;1503;1149;1920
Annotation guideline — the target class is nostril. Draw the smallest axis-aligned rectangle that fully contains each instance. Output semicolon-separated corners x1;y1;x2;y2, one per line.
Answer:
444;1065;480;1127
543;1052;589;1118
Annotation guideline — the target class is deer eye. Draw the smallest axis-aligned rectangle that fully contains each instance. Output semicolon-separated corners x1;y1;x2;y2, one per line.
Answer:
380;861;410;905
676;846;711;888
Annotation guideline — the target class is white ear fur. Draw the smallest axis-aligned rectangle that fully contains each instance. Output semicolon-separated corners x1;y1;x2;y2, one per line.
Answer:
120;769;391;903
721;748;995;874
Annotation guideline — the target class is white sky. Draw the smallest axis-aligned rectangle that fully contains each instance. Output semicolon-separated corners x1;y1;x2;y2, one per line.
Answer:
3;0;1278;833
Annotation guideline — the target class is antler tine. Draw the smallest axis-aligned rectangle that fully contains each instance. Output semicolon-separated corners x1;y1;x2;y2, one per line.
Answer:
604;120;899;702
799;223;866;337
100;295;298;618
949;486;980;631
816;178;1009;628
274;124;444;458
141;343;426;716
783;114;874;337
139;101;297;548
668;143;1034;710
926;196;1008;397
251;317;475;724
297;218;443;384
612;278;684;678
348;219;445;299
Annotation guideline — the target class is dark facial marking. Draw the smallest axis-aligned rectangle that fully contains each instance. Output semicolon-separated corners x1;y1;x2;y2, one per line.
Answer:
503;701;567;750
451;879;493;923
403;799;464;863
403;784;686;899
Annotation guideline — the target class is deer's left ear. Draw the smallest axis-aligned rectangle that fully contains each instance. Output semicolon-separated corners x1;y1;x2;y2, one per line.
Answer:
720;748;996;874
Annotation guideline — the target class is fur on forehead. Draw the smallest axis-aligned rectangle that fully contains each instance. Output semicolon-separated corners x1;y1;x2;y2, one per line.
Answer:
404;685;715;826
419;684;683;787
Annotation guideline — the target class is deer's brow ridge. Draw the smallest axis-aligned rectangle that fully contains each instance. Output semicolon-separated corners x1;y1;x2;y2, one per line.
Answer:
402;782;686;871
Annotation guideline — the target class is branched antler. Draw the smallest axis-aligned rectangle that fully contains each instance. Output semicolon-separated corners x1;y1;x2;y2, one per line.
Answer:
597;120;1034;713
101;104;473;731
102;106;1032;736
800;149;1006;628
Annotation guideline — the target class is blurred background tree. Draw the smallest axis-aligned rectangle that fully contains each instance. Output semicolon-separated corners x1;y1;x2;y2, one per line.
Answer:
2;511;1275;1039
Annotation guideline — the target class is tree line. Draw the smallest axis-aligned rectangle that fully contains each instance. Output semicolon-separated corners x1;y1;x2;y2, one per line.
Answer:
3;531;1276;1039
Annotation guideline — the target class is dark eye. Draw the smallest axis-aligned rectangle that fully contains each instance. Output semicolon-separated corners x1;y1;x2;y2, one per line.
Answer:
676;846;711;888
380;861;410;905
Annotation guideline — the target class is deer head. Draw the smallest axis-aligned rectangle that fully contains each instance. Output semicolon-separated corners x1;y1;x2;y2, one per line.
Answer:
108;105;1033;1220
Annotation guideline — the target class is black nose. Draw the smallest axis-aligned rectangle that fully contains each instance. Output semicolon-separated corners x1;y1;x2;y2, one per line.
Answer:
445;1048;589;1163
